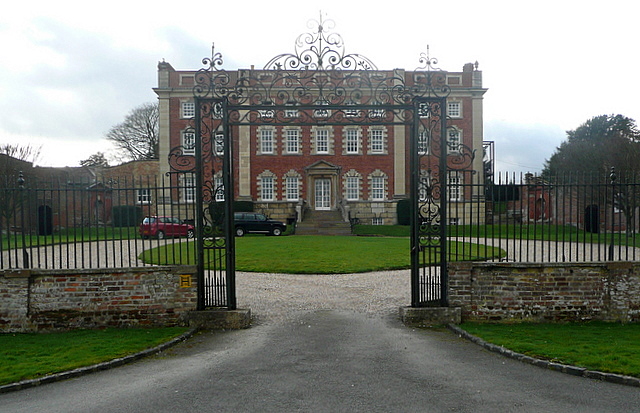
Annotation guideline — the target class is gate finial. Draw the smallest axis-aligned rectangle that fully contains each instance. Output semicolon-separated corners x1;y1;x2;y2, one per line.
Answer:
202;42;223;71
417;45;442;72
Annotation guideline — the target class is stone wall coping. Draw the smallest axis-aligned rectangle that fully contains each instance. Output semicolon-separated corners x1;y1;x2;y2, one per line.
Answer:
1;265;197;278
451;261;637;270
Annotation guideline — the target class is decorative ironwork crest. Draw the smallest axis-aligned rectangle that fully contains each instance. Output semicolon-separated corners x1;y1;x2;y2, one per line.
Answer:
191;17;452;113
264;14;377;71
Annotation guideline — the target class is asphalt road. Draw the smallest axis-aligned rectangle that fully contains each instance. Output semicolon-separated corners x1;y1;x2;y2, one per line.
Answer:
1;310;639;413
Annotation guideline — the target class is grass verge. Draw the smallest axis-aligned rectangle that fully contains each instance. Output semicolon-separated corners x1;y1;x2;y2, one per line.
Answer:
0;327;189;386
460;322;640;378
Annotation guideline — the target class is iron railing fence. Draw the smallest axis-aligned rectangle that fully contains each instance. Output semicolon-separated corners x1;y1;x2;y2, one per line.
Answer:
447;170;640;263
3;170;640;271
0;173;197;270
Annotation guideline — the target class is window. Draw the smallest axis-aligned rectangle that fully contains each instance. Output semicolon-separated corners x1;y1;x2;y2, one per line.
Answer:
315;129;329;154
345;103;359;118
370;128;384;154
260;129;274;154
345;129;359;154
419;172;432;202
261;176;274;201
137;188;151;204
181;101;195;118
371;176;385;200
214;175;224;201
372;217;384;225
179;75;195;86
214;132;224;156
285;108;299;118
314;99;330;118
286;129;299;154
447;129;461;154
448;171;462;201
212;102;223;119
286;176;299;201
259;108;275;118
418;130;430;155
418;102;430;118
346;176;359;200
369;102;385;119
448;101;461;118
182;130;196;155
183;174;196;203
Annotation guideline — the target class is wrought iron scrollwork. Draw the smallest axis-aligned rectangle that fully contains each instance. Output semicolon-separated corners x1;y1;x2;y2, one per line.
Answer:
264;15;377;71
191;18;452;117
417;169;442;249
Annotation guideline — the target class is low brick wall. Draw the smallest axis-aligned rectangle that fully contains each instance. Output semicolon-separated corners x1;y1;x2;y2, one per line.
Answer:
0;266;197;332
449;261;640;323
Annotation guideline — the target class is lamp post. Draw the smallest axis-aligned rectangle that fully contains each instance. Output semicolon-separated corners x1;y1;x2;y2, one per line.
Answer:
17;171;29;268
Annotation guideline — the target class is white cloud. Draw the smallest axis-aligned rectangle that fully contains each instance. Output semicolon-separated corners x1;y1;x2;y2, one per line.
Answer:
1;0;639;168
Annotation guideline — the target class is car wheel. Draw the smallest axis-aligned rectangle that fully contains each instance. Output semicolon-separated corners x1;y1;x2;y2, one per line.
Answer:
187;229;195;239
272;227;282;236
156;231;165;240
235;227;245;237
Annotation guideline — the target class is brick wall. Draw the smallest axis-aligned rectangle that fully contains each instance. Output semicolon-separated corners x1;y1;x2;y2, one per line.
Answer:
449;262;640;322
0;266;197;332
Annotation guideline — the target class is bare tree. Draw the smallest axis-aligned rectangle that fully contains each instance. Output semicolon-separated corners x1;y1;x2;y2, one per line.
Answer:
0;143;42;169
0;143;42;236
80;152;110;168
106;102;159;161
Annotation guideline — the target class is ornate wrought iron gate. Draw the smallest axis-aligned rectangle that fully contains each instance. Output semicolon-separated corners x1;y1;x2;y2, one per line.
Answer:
170;16;475;309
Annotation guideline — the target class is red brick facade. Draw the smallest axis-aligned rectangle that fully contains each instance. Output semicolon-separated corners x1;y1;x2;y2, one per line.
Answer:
155;61;487;224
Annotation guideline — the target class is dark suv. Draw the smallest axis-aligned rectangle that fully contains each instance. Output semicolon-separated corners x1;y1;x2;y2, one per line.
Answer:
234;212;286;237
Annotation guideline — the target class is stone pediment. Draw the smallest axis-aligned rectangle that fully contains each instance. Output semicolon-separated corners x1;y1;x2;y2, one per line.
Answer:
304;160;341;175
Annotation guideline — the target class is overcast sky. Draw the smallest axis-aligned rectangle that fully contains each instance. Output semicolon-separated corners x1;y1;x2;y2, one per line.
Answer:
1;0;638;174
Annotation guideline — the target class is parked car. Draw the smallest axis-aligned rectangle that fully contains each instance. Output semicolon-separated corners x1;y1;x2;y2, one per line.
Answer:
139;216;195;239
234;212;286;237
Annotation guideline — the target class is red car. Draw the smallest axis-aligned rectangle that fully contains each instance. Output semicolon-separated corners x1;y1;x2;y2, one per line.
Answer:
139;216;195;239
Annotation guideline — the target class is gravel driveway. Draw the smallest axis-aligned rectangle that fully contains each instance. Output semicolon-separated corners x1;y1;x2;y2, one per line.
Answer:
235;270;411;325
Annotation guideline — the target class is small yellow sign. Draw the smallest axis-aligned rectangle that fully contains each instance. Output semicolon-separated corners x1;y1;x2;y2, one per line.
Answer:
179;274;192;288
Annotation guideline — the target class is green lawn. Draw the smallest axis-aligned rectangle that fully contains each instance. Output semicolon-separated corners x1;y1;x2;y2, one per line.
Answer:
355;224;640;247
460;322;640;378
140;235;505;273
1;226;139;249
0;327;189;386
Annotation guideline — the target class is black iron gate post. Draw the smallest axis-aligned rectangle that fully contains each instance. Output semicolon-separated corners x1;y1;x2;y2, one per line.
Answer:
191;96;238;311
410;97;449;307
439;98;449;307
222;98;237;310
438;98;449;307
194;97;205;310
409;100;420;307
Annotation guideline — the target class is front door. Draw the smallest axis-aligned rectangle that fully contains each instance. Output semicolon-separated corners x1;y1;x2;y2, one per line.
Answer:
315;179;331;210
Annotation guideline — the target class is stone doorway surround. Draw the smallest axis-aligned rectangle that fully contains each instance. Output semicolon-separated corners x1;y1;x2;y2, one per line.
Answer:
305;160;341;211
